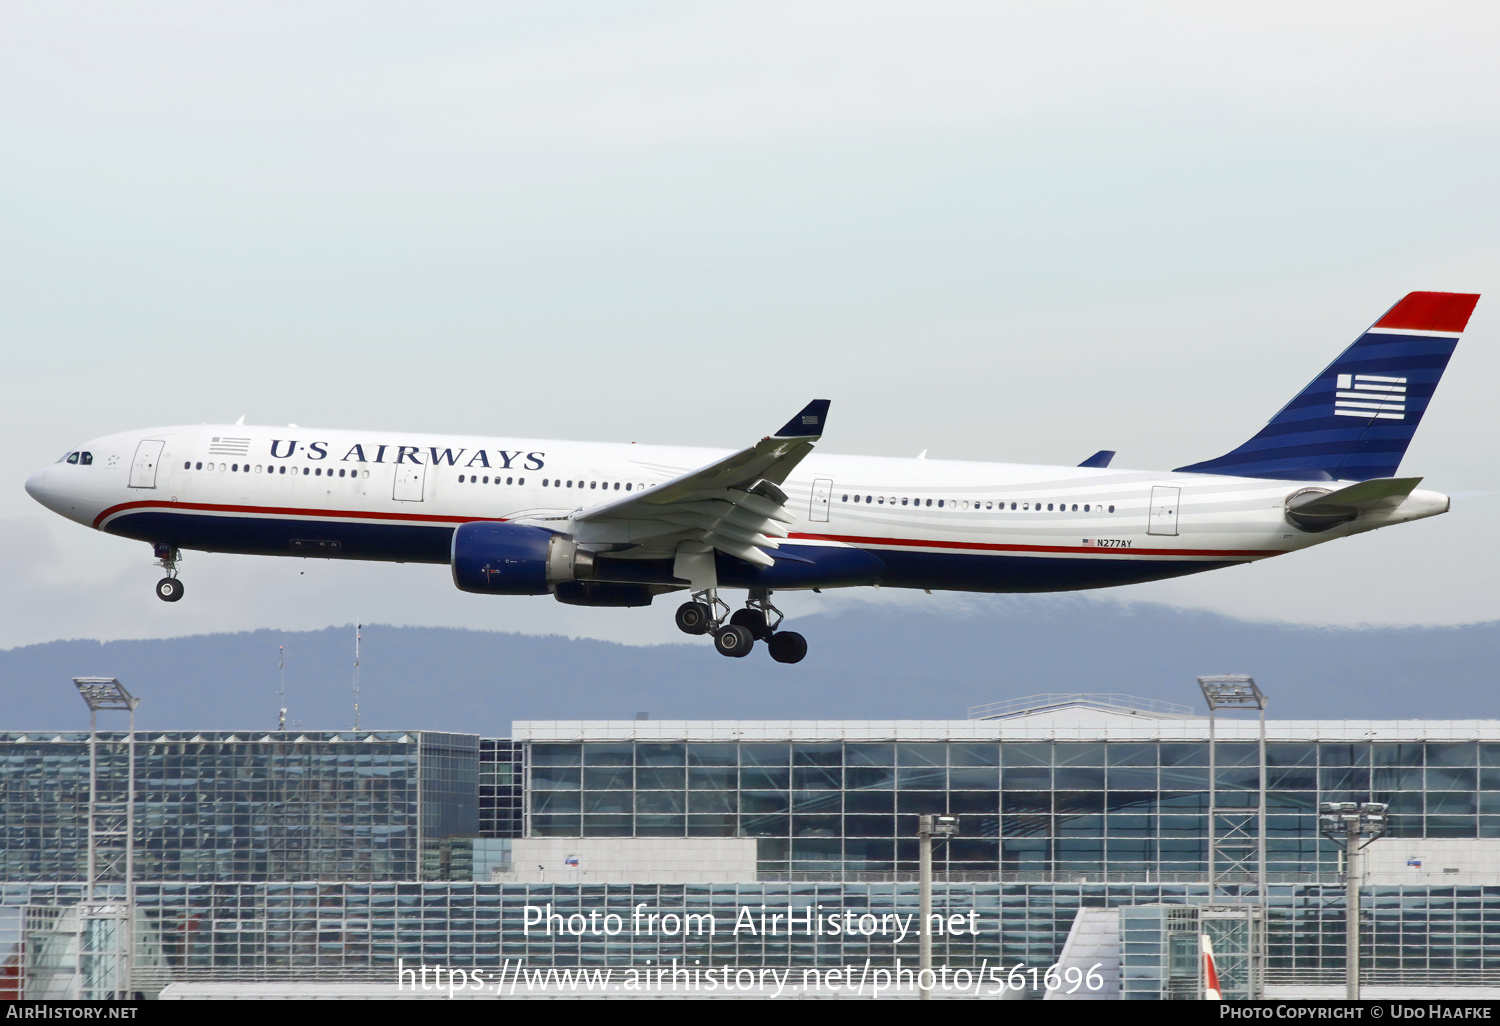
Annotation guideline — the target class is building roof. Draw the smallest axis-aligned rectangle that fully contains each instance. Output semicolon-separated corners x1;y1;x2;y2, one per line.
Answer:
512;714;1500;743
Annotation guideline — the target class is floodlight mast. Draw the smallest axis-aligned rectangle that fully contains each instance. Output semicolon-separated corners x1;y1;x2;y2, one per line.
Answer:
72;677;139;1001
918;813;958;1001
1198;676;1267;899
1319;801;1388;1000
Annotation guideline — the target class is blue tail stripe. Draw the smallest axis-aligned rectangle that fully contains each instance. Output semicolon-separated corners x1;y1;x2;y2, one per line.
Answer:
1176;325;1460;482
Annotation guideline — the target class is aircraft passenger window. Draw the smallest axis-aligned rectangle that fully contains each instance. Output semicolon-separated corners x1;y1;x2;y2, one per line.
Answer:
542;479;549;486
625;483;632;491
1108;505;1115;512
183;462;191;470
507;477;513;485
279;466;286;474
194;462;202;470
302;468;309;476
567;480;573;488
614;482;620;490
256;465;262;473
233;464;239;472
986;501;993;509
517;477;524;485
362;470;369;479
877;496;884;504
1083;504;1089;512
866;495;873;503
1072;504;1078;511
937;500;944;508
314;467;321;476
925;499;931;507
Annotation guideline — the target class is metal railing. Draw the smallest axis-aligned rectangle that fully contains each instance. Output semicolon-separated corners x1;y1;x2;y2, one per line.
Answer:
968;693;1199;720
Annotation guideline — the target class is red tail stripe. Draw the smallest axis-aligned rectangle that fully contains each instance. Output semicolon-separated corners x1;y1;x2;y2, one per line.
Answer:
1374;291;1480;333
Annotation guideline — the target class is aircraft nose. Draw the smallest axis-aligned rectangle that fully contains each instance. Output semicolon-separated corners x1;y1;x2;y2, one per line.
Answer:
24;466;50;504
25;465;67;516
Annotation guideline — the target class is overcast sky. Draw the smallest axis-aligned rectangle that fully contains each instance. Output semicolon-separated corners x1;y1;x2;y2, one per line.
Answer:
4;1;1499;650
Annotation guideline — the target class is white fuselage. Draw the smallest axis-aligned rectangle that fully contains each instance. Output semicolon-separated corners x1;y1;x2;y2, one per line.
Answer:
25;423;1450;595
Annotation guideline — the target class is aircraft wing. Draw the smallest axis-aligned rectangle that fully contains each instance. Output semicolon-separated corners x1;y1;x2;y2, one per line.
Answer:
568;400;829;567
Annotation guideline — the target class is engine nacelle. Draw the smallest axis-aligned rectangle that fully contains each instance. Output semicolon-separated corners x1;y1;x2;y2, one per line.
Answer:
451;521;594;595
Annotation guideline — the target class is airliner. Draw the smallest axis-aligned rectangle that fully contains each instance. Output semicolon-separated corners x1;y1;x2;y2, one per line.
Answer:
25;291;1479;663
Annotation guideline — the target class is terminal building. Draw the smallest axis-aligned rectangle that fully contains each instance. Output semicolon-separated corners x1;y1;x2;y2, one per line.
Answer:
5;685;1500;999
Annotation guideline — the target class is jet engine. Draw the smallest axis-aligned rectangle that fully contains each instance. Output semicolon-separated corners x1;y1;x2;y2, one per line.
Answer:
451;521;594;595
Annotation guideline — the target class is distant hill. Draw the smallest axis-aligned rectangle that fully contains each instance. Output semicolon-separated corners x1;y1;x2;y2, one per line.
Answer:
2;597;1495;735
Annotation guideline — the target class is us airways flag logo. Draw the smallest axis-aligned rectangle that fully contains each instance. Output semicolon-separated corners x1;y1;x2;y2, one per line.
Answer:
1335;373;1407;420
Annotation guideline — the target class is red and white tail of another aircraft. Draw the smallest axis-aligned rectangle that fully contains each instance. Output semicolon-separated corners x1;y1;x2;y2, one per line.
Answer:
25;292;1479;663
1203;935;1223;1001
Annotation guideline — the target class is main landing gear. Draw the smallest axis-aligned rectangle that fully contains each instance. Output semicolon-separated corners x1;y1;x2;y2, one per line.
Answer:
153;544;184;603
675;588;807;663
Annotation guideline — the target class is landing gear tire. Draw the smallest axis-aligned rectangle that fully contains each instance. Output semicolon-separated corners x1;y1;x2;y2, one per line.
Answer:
768;631;807;664
156;577;184;603
675;601;713;636
713;624;755;658
730;608;772;641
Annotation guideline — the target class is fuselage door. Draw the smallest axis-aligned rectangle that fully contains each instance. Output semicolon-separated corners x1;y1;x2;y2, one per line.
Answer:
810;478;832;523
128;439;165;489
393;459;426;502
1148;485;1181;536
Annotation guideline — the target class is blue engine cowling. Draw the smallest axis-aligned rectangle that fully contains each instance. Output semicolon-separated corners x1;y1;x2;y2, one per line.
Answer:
451;521;592;595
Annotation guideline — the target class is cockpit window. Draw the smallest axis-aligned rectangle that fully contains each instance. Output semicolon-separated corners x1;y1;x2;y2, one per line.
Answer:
79;452;93;466
65;452;79;465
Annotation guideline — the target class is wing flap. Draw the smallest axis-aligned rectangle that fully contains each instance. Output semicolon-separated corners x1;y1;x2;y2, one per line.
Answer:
568;400;829;567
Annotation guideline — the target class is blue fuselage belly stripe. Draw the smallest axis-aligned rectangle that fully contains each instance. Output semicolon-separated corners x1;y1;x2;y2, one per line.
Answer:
104;511;1251;592
105;511;455;563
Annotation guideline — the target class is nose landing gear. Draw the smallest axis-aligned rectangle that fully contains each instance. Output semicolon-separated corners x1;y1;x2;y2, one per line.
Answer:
675;588;806;662
153;544;184;603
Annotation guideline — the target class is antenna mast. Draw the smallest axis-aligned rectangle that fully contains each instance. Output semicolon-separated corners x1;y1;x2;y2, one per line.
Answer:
277;645;286;731
354;624;362;731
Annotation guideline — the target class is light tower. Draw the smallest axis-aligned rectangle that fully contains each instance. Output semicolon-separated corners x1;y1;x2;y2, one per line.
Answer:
72;677;139;1001
1319;801;1388;1000
917;813;958;1000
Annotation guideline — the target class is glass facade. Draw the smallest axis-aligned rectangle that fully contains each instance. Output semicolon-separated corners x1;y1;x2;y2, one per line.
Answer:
0;731;477;882
526;738;1500;879
6;880;1500;981
7;712;1500;986
479;740;524;839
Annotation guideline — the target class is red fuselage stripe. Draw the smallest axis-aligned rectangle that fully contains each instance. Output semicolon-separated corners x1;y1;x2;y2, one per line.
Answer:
788;531;1271;559
92;499;498;531
97;502;1274;559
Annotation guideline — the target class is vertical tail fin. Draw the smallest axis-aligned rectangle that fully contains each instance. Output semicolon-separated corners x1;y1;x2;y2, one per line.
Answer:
1202;935;1222;1001
1176;292;1480;481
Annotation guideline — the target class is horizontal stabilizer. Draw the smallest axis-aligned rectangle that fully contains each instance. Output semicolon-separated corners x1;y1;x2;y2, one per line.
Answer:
1287;476;1423;515
1078;450;1116;469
